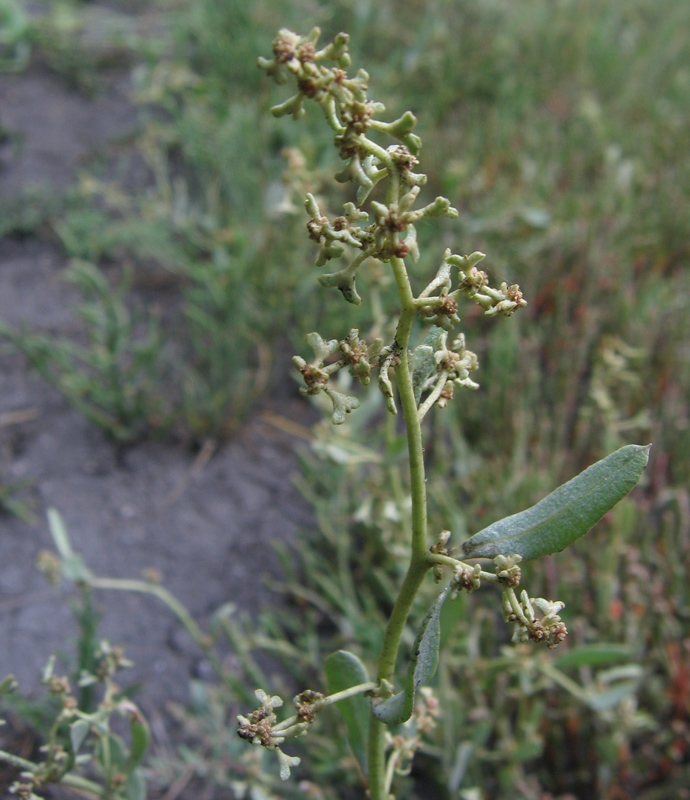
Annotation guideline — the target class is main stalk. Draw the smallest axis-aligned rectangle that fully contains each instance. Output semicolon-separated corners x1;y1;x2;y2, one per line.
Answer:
367;255;431;799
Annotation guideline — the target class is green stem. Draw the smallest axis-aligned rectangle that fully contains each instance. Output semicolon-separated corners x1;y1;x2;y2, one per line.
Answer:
428;552;500;583
418;372;449;422
273;681;379;734
505;586;531;626
389;256;427;562
368;254;432;800
384;748;402;796
0;749;38;772
538;662;590;704
87;577;225;678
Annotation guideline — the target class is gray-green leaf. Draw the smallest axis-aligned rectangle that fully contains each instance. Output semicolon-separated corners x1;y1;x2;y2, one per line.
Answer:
125;769;147;800
554;643;632;670
584;680;640;712
411;327;444;406
127;710;150;769
47;508;92;583
461;444;650;562
325;651;370;775
70;720;90;755
373;589;448;725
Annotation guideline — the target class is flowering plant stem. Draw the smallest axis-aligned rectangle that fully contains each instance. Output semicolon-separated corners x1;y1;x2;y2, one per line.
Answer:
249;27;649;797
368;256;429;796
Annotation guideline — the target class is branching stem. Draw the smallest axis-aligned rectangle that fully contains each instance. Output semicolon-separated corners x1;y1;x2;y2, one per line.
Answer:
418;372;450;421
87;577;224;677
428;552;501;583
273;681;379;734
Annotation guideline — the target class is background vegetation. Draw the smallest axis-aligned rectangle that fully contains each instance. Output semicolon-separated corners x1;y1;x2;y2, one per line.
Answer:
1;0;688;798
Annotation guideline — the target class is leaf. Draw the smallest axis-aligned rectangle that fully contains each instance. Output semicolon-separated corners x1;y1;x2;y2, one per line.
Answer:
326;388;360;425
127;710;150;769
373;589;448;725
584;681;639;712
47;508;92;583
461;445;651;562
554;644;632;670
325;651;370;775
70;719;90;755
411;345;434;406
125;769;147;800
411;327;444;406
47;507;73;559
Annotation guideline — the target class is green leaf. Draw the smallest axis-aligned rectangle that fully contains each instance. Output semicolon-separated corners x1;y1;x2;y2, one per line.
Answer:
325;651;370;776
70;719;90;755
585;681;639;712
373;589;448;725
47;507;73;559
125;769;147;800
326;388;360;425
411;327;445;406
47;508;92;583
127;709;150;769
554;643;632;670
461;445;651;562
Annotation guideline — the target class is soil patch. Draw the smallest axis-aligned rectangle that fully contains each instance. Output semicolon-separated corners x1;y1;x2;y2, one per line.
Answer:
0;44;312;716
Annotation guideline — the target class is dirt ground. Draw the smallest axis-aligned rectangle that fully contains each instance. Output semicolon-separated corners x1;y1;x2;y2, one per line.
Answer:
0;57;313;722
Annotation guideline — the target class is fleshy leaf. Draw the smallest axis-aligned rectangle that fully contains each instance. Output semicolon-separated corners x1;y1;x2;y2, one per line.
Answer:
318;268;361;305
70;720;90;755
326;388;360;425
411;327;444;406
461;445;650;562
127;708;150;769
125;770;146;800
554;644;632;670
47;508;92;583
373;589;448;725
585;680;640;712
325;651;370;775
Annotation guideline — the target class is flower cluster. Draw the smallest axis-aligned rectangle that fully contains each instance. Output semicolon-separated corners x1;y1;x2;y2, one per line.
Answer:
493;554;523;587
6;644;148;799
260;27;457;303
414;331;479;421
292;330;384;424
450;562;482;596
503;589;568;649
261;28;527;423
237;690;304;780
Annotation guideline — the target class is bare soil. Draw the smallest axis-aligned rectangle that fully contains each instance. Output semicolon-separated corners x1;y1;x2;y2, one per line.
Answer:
0;59;312;721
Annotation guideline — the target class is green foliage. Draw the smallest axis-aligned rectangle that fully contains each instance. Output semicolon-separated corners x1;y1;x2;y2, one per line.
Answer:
274;413;655;797
0;0;30;72
0;188;63;239
461;444;651;561
0;475;33;522
373;589;448;725
250;25;652;798
325;651;371;775
0;640;149;800
1;0;687;798
0;261;166;443
11;2;366;442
